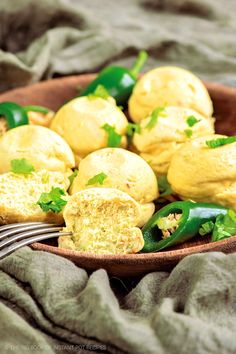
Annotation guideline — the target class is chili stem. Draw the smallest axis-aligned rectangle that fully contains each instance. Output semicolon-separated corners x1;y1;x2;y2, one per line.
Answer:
130;50;148;78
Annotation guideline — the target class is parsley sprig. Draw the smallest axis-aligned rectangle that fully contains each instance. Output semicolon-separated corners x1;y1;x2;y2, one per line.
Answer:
37;187;67;213
11;159;35;175
199;210;236;242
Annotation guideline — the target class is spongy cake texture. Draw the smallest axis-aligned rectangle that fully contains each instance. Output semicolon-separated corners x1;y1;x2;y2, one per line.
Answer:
59;188;144;254
168;134;236;210
133;106;215;174
0;125;75;173
129;66;213;123
0;170;69;224
70;148;159;226
50;96;128;160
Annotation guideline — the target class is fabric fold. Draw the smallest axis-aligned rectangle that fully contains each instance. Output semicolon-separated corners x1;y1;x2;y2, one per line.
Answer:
1;0;236;92
1;248;236;353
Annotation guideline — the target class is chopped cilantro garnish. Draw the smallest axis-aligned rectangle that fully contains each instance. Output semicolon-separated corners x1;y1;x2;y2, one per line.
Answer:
88;85;110;100
206;136;236;148
37;187;67;213
68;169;78;186
186;115;200;127
212;210;236;241
198;210;236;241
126;122;141;138
184;129;193;138
157;175;173;197
101;123;122;147
11;159;35;175
199;221;215;236
86;172;108;186
145;107;166;130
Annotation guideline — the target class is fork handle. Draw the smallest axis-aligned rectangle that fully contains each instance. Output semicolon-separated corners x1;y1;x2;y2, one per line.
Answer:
0;232;72;259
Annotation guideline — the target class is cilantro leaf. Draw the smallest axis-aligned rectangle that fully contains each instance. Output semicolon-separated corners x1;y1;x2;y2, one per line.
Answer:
157;175;173;197
145;107;166;130
11;159;35;174
68;169;78;186
88;85;110;100
86;172;108;186
37;187;67;213
212;210;236;242
199;221;215;236
101;123;122;147
206;136;236;149
184;129;193;138
186;115;200;127
126;122;141;138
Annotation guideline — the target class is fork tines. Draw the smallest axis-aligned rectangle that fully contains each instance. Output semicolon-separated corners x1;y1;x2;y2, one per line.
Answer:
0;222;72;259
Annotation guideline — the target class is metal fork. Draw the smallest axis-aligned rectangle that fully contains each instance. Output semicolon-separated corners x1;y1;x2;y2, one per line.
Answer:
0;222;72;259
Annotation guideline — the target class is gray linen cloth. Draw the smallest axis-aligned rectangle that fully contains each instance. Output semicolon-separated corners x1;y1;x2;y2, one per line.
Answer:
1;248;236;354
1;0;236;92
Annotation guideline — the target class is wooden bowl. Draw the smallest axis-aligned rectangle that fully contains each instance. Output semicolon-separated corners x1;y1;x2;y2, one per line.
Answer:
1;75;236;277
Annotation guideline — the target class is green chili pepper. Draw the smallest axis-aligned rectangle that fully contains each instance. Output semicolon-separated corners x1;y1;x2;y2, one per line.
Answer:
142;201;228;252
0;102;28;129
24;105;51;114
80;50;148;106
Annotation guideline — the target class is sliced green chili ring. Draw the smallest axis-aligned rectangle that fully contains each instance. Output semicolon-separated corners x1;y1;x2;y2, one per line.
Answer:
0;102;28;129
142;201;228;252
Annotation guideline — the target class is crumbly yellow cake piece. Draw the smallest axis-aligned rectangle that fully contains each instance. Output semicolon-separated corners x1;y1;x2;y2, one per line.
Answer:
0;170;69;224
59;188;144;254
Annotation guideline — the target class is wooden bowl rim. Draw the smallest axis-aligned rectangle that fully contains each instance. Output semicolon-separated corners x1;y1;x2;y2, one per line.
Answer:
32;234;236;263
3;73;236;99
2;74;236;266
